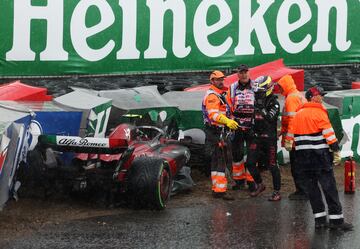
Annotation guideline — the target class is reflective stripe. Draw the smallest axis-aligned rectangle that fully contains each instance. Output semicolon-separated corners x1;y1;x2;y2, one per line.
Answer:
323;128;334;134
203;88;229;126
212;111;226;116
214;172;227;192
296;144;329;150
212;171;227;191
295;135;325;141
211;172;217;185
216;183;226;189
283;112;297;116
286;133;294;138
288;92;300;97
314;211;327;218
329;214;344;219
208;110;226;114
233;161;246;180
230;82;237;101
326;135;337;142
233;170;245;176
212;113;219;120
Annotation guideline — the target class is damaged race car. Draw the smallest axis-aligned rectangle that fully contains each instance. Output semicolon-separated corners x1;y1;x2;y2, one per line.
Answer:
26;123;191;210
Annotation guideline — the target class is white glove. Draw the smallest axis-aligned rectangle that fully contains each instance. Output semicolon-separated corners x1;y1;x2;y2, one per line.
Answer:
333;151;341;166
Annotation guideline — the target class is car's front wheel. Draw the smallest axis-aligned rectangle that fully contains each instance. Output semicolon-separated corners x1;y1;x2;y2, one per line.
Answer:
127;157;172;210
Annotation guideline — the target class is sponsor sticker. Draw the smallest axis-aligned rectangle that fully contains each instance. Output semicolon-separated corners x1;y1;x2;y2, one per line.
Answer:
56;136;110;148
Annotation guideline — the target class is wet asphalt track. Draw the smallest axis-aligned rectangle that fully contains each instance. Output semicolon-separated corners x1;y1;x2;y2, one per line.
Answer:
3;192;359;249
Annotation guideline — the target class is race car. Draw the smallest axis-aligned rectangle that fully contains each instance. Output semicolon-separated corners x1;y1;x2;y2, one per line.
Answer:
27;123;191;210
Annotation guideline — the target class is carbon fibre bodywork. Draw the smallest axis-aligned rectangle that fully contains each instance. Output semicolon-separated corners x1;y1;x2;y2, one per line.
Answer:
33;123;191;209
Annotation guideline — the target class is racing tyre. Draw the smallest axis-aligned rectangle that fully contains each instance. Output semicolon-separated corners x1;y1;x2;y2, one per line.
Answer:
127;157;172;210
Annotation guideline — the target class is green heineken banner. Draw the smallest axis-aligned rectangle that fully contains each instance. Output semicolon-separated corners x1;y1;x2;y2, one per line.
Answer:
0;0;359;77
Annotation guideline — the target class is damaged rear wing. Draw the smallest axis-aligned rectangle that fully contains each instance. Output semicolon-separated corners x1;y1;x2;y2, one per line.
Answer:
38;135;128;154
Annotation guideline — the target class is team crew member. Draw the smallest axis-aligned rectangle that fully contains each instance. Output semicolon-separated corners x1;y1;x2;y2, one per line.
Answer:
286;86;353;231
277;75;307;200
226;64;256;191
245;76;281;201
202;70;239;200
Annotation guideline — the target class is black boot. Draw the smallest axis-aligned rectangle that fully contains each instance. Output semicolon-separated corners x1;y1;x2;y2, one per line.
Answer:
212;191;235;201
249;183;266;197
328;222;353;231
315;216;328;229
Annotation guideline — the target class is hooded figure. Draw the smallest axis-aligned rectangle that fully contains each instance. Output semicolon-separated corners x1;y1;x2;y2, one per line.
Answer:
277;75;306;143
277;75;307;200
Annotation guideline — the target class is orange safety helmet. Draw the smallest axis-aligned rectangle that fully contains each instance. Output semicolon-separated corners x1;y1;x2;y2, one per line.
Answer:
210;70;225;80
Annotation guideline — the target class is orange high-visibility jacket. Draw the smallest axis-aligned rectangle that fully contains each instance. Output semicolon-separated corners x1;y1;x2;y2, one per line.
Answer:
202;85;228;127
277;75;306;145
288;102;339;152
